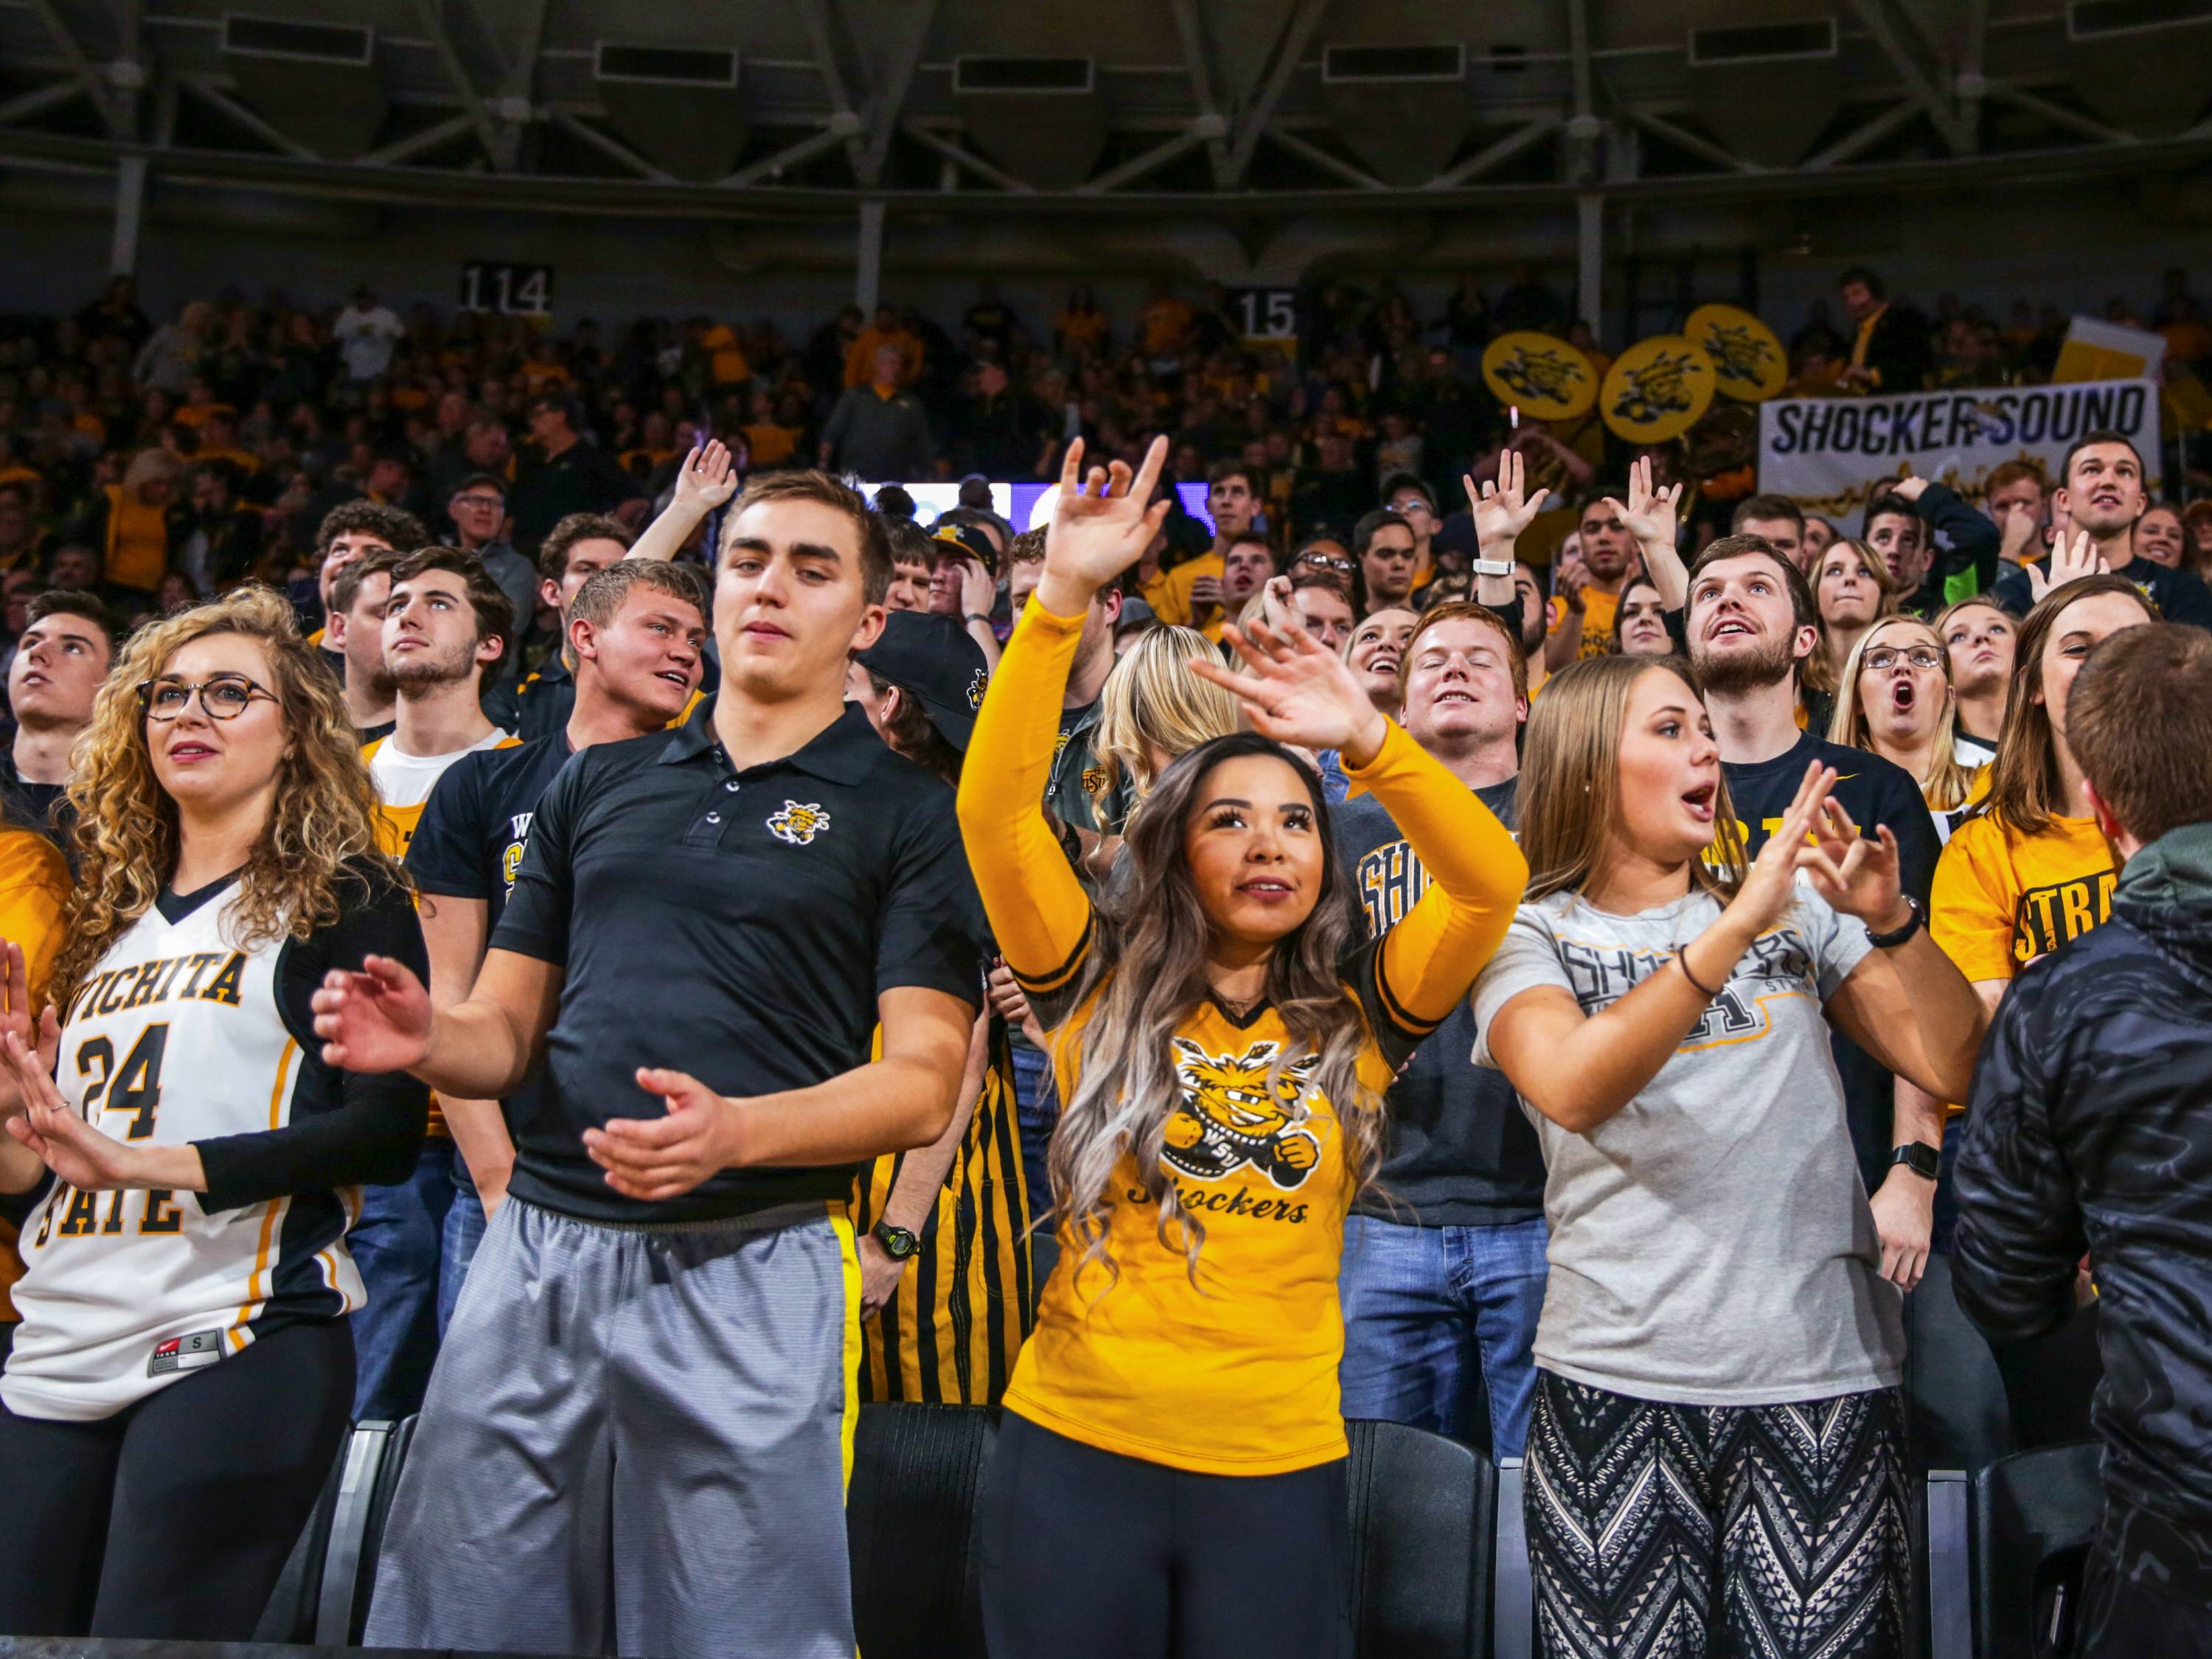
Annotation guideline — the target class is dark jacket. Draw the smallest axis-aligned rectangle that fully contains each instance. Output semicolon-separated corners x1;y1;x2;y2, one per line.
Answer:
1992;554;2212;630
1953;822;2212;1557
1894;481;1999;616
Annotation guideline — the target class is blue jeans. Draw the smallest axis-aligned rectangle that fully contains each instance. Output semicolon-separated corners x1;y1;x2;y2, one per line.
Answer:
438;1166;489;1337
1009;1043;1060;1303
349;1137;459;1421
1338;1212;1549;1459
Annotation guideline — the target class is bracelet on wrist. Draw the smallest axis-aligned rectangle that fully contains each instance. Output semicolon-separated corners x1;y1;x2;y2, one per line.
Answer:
1675;949;1722;999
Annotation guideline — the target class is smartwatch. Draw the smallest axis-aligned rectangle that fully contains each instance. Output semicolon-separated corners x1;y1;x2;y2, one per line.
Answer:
873;1220;922;1260
1471;557;1514;578
1889;1142;1941;1181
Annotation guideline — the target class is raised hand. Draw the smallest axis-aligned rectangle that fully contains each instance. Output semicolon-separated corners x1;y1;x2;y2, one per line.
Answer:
1259;574;1297;633
1605;453;1688;606
0;942;56;1117
1887;470;1930;504
1464;448;1553;553
2025;529;2104;604
672;438;740;512
2;1028;143;1192
583;1067;739;1203
1189;617;1390;765
1797;798;1910;929
1040;435;1172;613
958;555;997;620
1724;760;1833;939
312;955;434;1074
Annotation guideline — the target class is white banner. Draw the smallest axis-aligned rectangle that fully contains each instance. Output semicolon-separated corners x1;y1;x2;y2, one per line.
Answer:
1757;378;2160;517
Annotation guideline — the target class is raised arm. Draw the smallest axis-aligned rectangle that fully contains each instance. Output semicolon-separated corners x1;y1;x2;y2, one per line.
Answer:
1466;448;1551;616
313;946;561;1102
1608;454;1688;612
956;436;1170;1001
625;439;740;564
1486;763;1835;1133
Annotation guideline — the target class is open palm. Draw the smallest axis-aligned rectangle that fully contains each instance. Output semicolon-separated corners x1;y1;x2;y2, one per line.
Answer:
2025;529;2104;603
1608;453;1685;549
1465;448;1551;549
1192;619;1388;759
311;955;434;1074
673;439;740;512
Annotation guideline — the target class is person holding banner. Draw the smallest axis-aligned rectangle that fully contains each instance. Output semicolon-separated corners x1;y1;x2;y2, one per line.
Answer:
1992;434;2212;628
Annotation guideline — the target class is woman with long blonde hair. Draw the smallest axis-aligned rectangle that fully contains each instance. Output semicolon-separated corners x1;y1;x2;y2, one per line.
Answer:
1093;621;1241;808
959;438;1525;1659
1473;653;1985;1659
0;585;428;1641
1829;613;1982;835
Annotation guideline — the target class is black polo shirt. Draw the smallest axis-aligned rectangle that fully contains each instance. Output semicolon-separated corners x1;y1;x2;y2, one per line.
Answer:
1722;730;1941;1196
492;697;987;1223
507;655;575;745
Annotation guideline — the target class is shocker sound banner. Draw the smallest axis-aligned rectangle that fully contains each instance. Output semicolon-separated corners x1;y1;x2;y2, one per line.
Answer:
1756;378;2160;517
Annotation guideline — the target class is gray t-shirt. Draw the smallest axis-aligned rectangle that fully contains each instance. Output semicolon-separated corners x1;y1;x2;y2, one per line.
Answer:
1470;880;1904;1407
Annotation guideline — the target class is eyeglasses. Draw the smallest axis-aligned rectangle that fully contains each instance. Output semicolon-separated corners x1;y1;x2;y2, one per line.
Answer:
1862;647;1945;672
138;673;278;721
1295;553;1356;576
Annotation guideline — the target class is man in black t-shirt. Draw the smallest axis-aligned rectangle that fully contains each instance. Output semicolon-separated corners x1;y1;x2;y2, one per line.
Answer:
319;470;984;1659
403;560;709;1321
1334;602;1547;1458
507;393;646;554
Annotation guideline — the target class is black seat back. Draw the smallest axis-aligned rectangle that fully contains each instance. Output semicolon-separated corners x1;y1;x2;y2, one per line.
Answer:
1972;1439;2104;1658
1347;1419;1495;1658
847;1402;996;1659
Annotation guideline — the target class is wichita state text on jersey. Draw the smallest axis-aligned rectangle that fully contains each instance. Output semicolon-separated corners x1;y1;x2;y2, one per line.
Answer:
1;872;429;1423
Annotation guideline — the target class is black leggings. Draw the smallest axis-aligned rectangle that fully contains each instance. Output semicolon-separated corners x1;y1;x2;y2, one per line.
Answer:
0;1317;352;1641
979;1411;1353;1659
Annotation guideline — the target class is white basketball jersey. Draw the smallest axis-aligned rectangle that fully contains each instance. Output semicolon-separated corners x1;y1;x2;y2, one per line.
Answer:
3;892;364;1422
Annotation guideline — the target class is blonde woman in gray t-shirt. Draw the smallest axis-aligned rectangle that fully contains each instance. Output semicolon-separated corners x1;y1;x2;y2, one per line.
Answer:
1471;653;1986;1659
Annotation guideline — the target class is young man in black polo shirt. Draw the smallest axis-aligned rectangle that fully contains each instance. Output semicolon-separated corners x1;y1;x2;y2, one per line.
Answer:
1335;600;1548;1458
318;471;983;1659
403;558;709;1321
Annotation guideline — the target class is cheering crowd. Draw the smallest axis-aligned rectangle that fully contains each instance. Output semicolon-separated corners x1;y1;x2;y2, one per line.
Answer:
0;264;2205;1659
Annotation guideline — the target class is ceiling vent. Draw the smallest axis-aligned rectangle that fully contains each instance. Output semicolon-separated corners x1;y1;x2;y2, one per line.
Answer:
951;57;1107;189
1682;9;1840;166
1318;41;1471;186
592;41;749;182
218;12;386;159
2065;0;2212;135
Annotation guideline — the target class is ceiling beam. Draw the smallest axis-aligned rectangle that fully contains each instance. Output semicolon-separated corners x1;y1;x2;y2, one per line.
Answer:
1845;0;1966;152
1221;0;1331;186
0;77;96;128
855;0;939;186
1983;80;2130;145
897;120;1032;193
180;75;318;160
1619;106;1764;173
1165;0;1230;183
1802;100;1924;169
1265;127;1385;191
359;111;478;167
1425;116;1562;189
546;108;675;182
25;0;125;136
409;0;505;167
1077;125;1210;195
719;122;856;189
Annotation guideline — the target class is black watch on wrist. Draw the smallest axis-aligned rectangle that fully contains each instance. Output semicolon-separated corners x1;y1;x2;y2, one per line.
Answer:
1890;1142;1941;1181
1865;896;1924;950
874;1220;921;1260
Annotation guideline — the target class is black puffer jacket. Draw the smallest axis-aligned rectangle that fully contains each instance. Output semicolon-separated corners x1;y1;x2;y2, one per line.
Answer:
1954;823;2212;1571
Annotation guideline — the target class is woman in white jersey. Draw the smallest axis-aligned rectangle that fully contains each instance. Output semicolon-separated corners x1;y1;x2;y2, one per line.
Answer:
0;585;428;1641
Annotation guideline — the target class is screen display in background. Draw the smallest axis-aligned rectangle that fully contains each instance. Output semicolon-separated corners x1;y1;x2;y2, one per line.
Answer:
863;481;1215;535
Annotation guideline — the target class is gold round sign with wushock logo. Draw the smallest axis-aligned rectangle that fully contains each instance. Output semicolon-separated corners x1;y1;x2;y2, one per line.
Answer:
1599;335;1717;442
1686;304;1788;402
1481;332;1598;421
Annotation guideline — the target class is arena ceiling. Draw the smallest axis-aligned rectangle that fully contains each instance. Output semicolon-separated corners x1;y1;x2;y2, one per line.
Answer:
0;0;2210;217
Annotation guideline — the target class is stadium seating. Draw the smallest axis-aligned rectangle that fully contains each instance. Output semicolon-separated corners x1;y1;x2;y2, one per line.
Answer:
254;1416;418;1646
1924;1440;2104;1658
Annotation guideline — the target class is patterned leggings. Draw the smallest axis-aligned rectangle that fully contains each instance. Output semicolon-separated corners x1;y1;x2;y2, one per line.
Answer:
1525;1372;1909;1659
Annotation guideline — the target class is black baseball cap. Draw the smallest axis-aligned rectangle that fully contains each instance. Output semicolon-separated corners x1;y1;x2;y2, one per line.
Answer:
931;521;998;568
853;611;991;751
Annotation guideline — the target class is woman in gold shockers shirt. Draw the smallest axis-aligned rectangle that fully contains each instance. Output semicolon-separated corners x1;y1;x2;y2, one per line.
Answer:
956;438;1525;1659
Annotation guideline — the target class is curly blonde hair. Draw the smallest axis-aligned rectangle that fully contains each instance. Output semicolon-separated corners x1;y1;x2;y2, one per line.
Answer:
52;585;398;1015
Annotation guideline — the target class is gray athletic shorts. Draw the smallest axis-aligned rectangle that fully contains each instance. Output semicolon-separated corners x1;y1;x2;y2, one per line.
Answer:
361;1195;861;1659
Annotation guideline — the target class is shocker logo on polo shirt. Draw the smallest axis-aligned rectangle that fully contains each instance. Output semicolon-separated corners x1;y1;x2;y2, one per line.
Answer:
967;668;987;710
766;801;831;845
1163;1039;1322;1189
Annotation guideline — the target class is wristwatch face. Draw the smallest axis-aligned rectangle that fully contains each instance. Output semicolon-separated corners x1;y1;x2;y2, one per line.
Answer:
1896;1143;1941;1180
877;1224;920;1259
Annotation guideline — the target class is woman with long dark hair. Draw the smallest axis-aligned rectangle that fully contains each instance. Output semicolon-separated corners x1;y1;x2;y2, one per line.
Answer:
1474;653;1985;1659
0;586;428;1641
959;438;1526;1659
